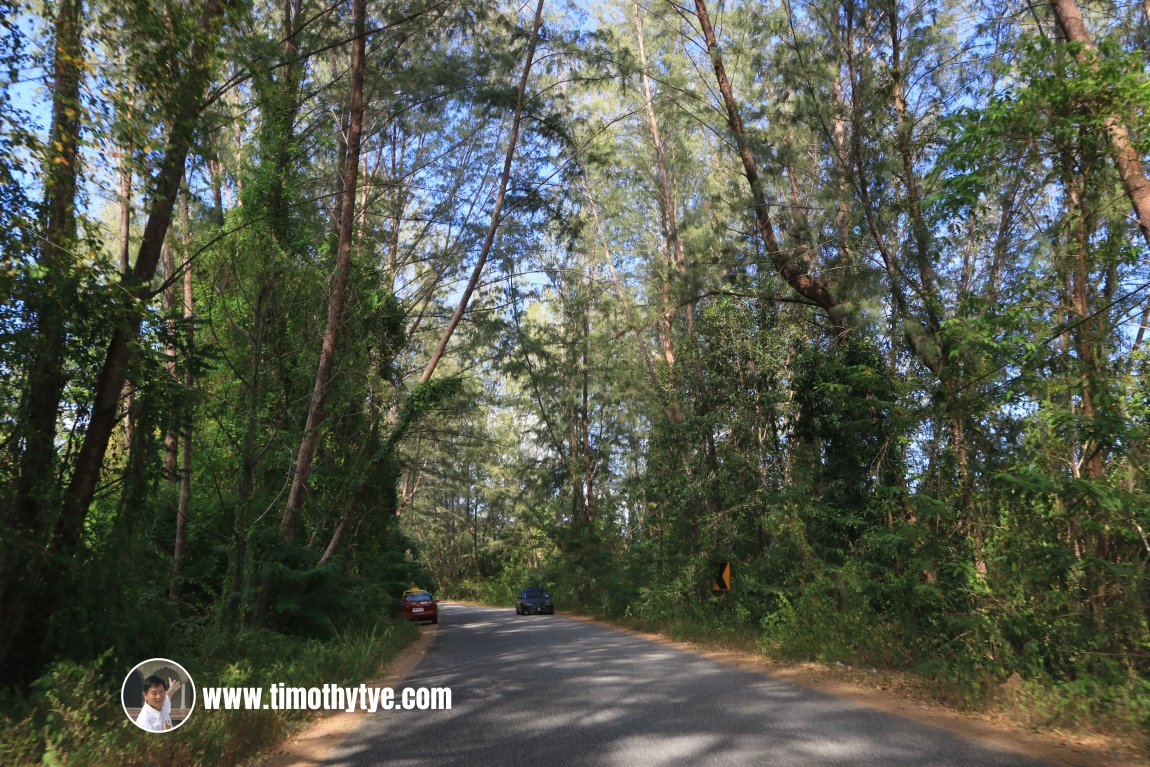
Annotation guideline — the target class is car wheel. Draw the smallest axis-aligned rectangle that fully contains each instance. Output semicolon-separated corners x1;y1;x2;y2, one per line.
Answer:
431;617;438;624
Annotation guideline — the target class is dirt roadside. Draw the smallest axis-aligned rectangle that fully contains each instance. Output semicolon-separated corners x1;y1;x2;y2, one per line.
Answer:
253;604;1146;767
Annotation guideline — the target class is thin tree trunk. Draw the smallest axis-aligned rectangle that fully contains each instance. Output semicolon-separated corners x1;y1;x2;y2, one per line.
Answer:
842;15;914;357
280;0;369;542
581;289;594;523
316;416;380;566
419;0;545;385
319;512;350;566
170;192;194;600
229;63;245;202
468;478;477;570
691;0;846;341
117;94;134;276
119;161;132;274
632;0;693;337
266;0;305;246
119;91;137;450
227;279;267;631
658;264;676;369
1067;169;1112;628
828;6;853;271
317;481;369;566
580;175;662;394
208;157;226;221
888;6;941;332
163;238;180;480
386;119;405;284
890;5;973;525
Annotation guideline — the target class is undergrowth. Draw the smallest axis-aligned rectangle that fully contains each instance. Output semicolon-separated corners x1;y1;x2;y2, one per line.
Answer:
0;619;418;767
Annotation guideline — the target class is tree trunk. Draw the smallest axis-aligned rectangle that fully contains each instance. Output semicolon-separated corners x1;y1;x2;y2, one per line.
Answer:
580;175;662;391
266;0;305;247
1049;0;1150;633
1067;171;1111;629
170;192;194;600
163;238;180;481
419;0;545;385
828;6;853;271
57;0;227;556
317;417;382;566
280;0;369;542
581;295;595;523
227;276;268;631
691;0;847;342
119;115;136;450
317;479;371;566
0;0;84;685
1051;0;1150;252
632;0;693;337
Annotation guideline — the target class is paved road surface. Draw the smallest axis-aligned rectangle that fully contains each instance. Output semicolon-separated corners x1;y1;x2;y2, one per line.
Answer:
325;603;1050;766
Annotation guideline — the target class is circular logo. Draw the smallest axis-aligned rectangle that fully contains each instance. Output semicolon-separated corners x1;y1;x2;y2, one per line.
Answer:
122;658;196;733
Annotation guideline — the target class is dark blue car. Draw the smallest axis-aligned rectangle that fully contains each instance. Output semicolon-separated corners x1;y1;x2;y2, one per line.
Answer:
515;587;554;615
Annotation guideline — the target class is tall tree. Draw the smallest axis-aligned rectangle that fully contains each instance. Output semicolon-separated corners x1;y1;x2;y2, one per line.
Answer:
0;0;85;684
691;0;847;341
170;191;195;600
59;0;231;553
418;0;546;385
280;0;369;542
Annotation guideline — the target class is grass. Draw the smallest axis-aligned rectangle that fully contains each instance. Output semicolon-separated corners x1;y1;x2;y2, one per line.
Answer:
0;619;418;767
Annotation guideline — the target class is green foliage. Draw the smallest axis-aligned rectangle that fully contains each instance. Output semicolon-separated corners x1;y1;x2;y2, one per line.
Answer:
791;336;899;557
258;542;358;637
0;620;416;767
759;570;900;666
390;377;465;448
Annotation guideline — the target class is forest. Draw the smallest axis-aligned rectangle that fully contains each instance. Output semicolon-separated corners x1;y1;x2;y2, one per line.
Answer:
1;0;1148;761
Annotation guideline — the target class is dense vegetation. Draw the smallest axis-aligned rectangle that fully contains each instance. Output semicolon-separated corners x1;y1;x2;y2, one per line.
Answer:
1;0;1148;758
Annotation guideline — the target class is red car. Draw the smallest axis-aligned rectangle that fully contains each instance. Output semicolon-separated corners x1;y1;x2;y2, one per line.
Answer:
400;590;438;624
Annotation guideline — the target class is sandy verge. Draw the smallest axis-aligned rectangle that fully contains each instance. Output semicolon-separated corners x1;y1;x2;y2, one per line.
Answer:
249;620;438;767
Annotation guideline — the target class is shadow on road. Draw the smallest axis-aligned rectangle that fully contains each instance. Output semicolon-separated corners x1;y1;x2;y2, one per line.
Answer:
325;604;1049;767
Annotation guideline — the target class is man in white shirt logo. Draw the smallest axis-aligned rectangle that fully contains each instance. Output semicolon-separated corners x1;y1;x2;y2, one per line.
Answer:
135;675;182;732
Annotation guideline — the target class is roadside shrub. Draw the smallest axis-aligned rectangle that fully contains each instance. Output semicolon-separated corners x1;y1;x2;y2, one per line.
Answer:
0;619;417;767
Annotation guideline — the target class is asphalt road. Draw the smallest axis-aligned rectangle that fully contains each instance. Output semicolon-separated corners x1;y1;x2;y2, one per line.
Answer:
325;603;1051;767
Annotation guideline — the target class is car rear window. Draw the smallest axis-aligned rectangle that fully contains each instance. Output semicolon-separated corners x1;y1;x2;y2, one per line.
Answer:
404;592;432;602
